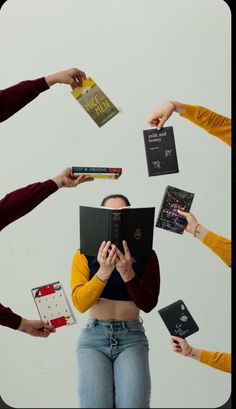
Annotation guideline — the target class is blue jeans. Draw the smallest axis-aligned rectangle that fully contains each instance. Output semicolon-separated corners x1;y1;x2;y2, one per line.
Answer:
76;318;151;408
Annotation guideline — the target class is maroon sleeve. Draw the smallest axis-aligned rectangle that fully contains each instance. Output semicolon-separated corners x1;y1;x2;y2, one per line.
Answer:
0;179;58;231
125;250;160;313
0;303;22;329
0;77;49;122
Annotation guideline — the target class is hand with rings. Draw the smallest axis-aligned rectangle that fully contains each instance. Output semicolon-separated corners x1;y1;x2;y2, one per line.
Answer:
96;241;117;282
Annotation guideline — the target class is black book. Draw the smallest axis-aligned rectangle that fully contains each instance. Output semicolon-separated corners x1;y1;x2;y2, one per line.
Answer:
143;126;179;176
158;299;199;338
156;185;195;234
79;205;155;257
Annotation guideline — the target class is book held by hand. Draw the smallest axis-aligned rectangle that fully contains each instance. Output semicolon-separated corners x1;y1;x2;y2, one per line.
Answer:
156;185;195;234
158;299;199;338
71;166;122;180
31;281;76;328
79;205;155;257
143;126;179;176
71;77;119;127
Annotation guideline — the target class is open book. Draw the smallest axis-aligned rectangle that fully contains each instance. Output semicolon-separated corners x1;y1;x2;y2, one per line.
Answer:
79;205;155;257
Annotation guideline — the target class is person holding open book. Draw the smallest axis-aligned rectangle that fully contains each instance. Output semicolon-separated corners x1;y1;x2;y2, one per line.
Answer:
148;100;231;267
70;194;160;408
0;67;86;122
0;167;93;336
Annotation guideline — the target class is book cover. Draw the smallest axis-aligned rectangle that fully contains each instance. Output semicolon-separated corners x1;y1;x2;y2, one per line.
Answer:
31;281;76;328
158;299;199;338
71;77;119;127
79;205;155;257
156;185;194;234
143;126;179;176
71;167;122;179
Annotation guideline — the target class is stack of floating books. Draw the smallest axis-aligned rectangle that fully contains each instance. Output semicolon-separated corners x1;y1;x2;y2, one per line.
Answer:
71;166;122;179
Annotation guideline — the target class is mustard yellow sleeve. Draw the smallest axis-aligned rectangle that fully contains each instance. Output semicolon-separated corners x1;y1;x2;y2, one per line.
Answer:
203;231;231;267
70;250;107;313
200;350;231;373
181;104;231;146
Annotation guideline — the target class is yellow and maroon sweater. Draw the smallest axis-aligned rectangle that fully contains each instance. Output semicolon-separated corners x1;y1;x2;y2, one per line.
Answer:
71;249;160;313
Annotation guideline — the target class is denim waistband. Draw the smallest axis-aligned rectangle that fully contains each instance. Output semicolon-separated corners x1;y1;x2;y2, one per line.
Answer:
86;317;143;329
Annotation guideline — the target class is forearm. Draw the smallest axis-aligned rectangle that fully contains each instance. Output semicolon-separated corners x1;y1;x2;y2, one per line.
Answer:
180;104;231;146
72;275;107;313
0;77;49;122
0;303;22;329
202;231;231;267
0;179;58;231
200;350;231;373
125;275;159;312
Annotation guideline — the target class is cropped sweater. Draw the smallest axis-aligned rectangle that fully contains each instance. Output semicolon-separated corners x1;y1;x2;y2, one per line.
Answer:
0;77;49;122
200;350;231;373
181;104;231;267
71;249;160;313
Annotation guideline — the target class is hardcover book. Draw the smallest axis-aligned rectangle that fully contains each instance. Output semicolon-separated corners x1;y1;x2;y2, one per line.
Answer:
71;77;119;127
31;281;76;328
158;299;199;338
156;185;194;234
79;205;155;257
71;166;122;180
143;126;179;176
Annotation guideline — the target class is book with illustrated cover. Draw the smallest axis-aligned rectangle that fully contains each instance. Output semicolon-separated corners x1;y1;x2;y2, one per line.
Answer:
143;126;179;176
31;281;76;328
79;205;155;257
71;166;122;180
156;185;195;234
71;77;119;127
158;299;199;338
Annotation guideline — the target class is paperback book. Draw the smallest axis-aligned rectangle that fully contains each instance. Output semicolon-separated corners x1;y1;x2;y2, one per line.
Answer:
79;205;155;257
31;281;76;328
156;185;195;234
158;299;199;338
143;126;179;176
71;77;119;127
71;166;122;180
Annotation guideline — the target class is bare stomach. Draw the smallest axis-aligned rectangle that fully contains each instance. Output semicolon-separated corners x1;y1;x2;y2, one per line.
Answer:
89;298;140;321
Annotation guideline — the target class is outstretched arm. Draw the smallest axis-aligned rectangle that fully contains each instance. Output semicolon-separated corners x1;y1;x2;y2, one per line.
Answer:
0;167;94;231
0;67;86;122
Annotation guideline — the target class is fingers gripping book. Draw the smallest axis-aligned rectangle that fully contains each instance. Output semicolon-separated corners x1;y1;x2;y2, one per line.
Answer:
71;77;119;127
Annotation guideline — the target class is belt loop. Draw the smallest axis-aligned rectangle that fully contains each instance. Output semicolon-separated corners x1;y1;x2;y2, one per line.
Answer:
139;316;143;324
122;321;126;330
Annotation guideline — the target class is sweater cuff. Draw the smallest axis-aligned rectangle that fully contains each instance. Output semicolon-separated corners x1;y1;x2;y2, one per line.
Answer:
46;179;59;192
33;77;50;93
180;104;198;120
203;230;217;248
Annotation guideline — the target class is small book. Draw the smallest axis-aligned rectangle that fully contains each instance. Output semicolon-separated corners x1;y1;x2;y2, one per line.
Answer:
79;205;155;257
143;126;179;176
71;166;122;180
156;185;195;234
71;77;119;127
158;299;199;338
31;281;76;328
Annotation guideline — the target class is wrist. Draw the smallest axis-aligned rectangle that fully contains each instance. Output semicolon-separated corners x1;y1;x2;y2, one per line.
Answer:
122;269;135;283
96;269;111;282
44;74;58;87
169;101;186;114
52;176;65;189
17;318;27;331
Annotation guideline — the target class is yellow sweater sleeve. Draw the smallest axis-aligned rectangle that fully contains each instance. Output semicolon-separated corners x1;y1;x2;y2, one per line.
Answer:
181;104;231;146
200;350;231;373
70;250;107;313
203;231;231;267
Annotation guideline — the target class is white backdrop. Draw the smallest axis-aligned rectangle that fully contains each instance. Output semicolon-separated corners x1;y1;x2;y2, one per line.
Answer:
0;0;231;408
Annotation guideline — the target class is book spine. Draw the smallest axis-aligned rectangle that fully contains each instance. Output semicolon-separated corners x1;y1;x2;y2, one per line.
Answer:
78;173;120;179
110;210;122;248
72;167;122;174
